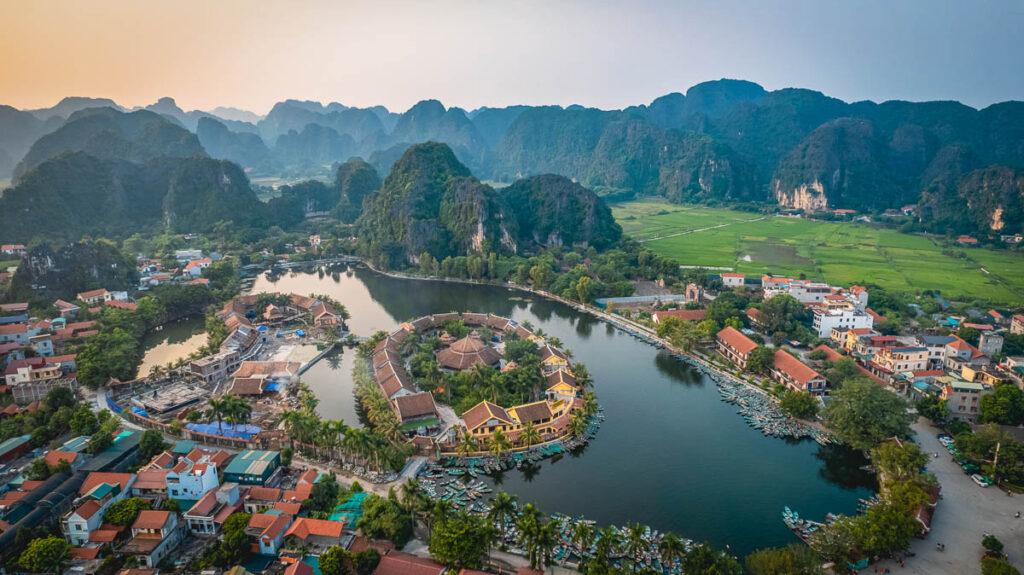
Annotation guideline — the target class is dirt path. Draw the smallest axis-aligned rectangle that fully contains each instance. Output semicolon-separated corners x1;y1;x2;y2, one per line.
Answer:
637;216;768;243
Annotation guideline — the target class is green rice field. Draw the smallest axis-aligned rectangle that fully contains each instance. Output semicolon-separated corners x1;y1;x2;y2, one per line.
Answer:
613;201;1024;305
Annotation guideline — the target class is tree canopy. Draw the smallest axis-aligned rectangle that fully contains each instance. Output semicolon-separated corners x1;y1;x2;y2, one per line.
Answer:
822;376;913;451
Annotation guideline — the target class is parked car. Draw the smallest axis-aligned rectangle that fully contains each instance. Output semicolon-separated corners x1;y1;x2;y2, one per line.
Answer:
971;474;990;487
962;464;980;474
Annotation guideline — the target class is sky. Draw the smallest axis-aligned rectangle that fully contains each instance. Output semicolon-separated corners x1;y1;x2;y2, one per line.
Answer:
1;0;1022;115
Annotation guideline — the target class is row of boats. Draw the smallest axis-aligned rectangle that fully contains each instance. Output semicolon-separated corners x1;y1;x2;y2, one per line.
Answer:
718;383;834;444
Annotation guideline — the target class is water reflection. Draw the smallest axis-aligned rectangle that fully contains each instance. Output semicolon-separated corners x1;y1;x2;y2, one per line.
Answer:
247;265;874;556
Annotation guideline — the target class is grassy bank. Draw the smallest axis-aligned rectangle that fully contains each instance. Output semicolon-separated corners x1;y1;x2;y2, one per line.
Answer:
612;201;1024;305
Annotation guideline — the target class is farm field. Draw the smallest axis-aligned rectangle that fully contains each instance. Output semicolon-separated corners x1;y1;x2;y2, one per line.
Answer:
612;201;1024;305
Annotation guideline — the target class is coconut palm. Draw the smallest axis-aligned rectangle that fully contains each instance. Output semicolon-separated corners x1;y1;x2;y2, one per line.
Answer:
517;504;542;568
456;432;478;457
206;397;228;434
536;520;559;570
595;526;621;564
582;391;598;417
488;491;518;544
625;522;646;571
571;521;595;566
148;365;164;379
568;412;588;437
520;422;541;449
401;479;427;534
488;429;510;460
657;532;686;569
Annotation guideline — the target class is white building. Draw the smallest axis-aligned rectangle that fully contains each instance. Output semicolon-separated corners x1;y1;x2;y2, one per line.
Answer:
811;307;873;338
175;249;203;264
122;510;185;568
166;457;220;499
62;473;136;545
184;483;241;534
721;273;745;288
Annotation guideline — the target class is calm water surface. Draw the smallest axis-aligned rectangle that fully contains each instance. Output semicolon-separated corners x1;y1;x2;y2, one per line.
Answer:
139;316;206;375
249;265;874;556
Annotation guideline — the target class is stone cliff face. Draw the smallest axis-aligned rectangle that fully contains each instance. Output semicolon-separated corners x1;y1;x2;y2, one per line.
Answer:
958;166;1024;233
774;180;828;211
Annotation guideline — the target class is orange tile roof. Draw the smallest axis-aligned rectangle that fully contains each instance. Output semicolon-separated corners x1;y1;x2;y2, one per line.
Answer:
75;499;104;520
716;326;758;355
374;552;444;575
248;486;282;502
283;518;344;540
771;350;823;385
133;469;170;490
285;562;314;575
89;529;119;543
653;309;706;322
44;450;79;467
69;546;101;560
132;510;171;531
80;473;134;495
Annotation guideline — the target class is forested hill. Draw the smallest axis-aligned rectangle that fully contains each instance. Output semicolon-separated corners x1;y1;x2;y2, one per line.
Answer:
3;81;1023;235
356;143;621;268
0;107;269;243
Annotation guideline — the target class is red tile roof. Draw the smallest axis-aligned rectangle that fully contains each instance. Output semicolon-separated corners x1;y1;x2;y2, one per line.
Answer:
133;469;170;490
653;309;706;322
285;562;314;575
248;486;282;502
44;450;79;467
132;510;171;531
80;473;134;495
284;518;345;540
69;546;101;560
771;350;823;385
89;529;119;543
716;326;758;355
373;552;444;575
76;499;104;520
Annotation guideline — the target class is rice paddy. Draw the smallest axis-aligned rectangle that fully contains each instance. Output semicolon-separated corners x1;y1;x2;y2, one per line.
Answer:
612;201;1024;305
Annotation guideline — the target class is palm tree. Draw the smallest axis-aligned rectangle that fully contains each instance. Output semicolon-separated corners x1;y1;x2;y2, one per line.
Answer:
401;479;425;534
595;526;620;564
148;365;164;379
488;429;510;461
206;397;227;434
568;412;588;437
657;532;686;570
625;522;646;571
582;391;598;417
456;432;478;457
536;520;559;570
516;504;542;568
488;491;518;545
343;427;371;466
520;422;541;449
571;521;595;566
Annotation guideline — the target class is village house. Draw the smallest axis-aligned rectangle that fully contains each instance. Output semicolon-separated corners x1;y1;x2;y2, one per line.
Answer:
652;309;706;323
871;346;930;378
119;510;185;568
184;483;241;534
282;518;350;552
915;335;957;367
54;299;81;319
45;449;86;472
391;392;440;429
978;332;1004;358
373;551;446;575
770;350;827;395
716;326;758;369
941;381;993;422
174;249;203;263
227;361;300;396
943;337;990;371
539;344;569;372
0;323;31;345
720;272;745;288
184;258;212;277
1012;314;1024;335
246;512;294;555
1;244;27;256
62;473;136;545
131;469;171;504
165;455;220;500
4;356;78;403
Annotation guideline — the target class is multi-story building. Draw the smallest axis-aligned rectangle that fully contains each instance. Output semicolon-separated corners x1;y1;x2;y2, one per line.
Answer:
166;452;222;499
721;273;745;288
4;356;78;403
811;305;873;338
62;473;136;545
716;326;758;369
943;337;991;371
872;346;929;375
120;510;185;568
1012;314;1024;335
941;381;993;422
184;483;241;534
190;349;241;384
770;350;827;395
978;332;1004;358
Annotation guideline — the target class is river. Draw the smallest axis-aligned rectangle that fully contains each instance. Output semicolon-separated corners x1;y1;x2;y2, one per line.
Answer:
245;264;875;556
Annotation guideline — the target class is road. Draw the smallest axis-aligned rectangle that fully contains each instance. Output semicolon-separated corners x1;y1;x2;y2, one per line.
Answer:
636;216;768;243
872;417;1023;574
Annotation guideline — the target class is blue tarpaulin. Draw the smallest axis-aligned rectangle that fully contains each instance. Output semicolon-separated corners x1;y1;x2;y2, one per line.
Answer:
130;407;149;418
186;422;262;440
265;382;281;392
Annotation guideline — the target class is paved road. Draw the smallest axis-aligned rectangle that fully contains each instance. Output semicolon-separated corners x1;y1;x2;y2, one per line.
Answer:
873;418;1023;574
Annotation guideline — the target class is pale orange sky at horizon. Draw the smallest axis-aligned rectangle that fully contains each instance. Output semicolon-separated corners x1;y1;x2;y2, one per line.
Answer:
2;0;1021;115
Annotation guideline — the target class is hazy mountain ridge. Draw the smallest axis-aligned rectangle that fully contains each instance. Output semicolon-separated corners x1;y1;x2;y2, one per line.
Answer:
4;80;1023;233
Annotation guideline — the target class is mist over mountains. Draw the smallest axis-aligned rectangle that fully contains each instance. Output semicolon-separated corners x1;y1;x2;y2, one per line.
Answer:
2;80;1022;237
